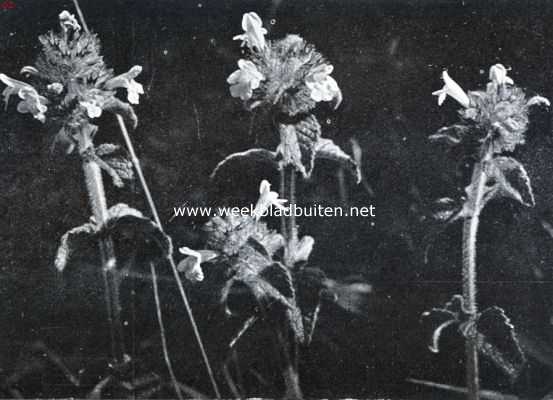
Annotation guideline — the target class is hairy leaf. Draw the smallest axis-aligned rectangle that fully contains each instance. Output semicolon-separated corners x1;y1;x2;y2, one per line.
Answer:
475;307;526;381
315;138;362;183
286;235;315;265
490;156;534;207
421;295;470;353
429;125;470;146
210;148;278;180
55;222;97;271
102;203;173;263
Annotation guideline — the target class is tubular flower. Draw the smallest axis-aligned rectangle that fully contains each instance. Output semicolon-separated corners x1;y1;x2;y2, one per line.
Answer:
432;70;470;108
105;66;144;105
178;247;206;282
431;64;549;155
59;10;81;33
227;59;265;101
305;64;342;108
253;180;288;220
0;74;48;122
233;12;267;51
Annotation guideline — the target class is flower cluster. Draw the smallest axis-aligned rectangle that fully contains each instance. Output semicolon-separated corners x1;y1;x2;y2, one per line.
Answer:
227;12;342;116
177;179;287;282
431;64;549;154
0;10;144;154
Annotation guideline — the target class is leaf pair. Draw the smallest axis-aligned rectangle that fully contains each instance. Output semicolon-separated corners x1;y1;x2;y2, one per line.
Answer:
210;114;361;183
464;156;534;217
422;295;526;382
55;203;171;272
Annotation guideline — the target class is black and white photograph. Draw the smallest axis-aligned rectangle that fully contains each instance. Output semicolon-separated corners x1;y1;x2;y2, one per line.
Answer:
1;0;553;398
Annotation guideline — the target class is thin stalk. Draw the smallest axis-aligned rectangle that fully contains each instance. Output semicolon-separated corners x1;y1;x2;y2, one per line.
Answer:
150;263;184;400
71;3;221;396
279;165;302;399
82;158;124;362
280;168;288;242
288;167;298;247
115;116;221;399
462;143;492;400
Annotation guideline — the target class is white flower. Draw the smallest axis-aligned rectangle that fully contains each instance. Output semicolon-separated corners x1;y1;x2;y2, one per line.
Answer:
105;65;144;105
489;63;513;86
59;10;81;32
47;82;64;94
0;73;48;123
178;247;218;282
233;12;267;51
178;247;204;282
80;101;102;118
227;59;265;101
432;70;470;108
305;64;343;108
253;179;288;220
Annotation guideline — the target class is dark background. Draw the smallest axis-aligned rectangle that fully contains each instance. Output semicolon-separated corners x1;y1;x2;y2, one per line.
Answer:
1;0;553;398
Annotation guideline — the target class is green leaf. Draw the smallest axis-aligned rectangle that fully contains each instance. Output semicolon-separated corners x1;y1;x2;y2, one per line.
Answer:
490;156;534;207
102;203;173;263
277;122;308;178
286;235;315;265
315;138;362;183
421;295;469;353
429;125;470;146
55;222;97;271
210;148;278;180
474;307;526;382
96;144;135;184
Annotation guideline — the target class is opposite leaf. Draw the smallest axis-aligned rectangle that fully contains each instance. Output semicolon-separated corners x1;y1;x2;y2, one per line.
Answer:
55;222;97;271
210;148;278;180
489;156;535;207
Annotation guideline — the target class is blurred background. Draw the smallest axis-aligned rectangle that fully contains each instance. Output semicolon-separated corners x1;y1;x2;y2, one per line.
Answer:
1;0;553;398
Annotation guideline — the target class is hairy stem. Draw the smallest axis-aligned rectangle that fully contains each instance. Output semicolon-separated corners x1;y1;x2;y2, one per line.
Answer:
82;158;125;362
277;165;302;399
150;263;184;400
462;144;492;400
280;168;288;243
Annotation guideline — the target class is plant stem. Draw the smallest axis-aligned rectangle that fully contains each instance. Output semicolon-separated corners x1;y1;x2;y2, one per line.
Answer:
462;144;492;400
288;166;298;247
150;263;184;400
82;157;124;362
73;2;220;393
280;168;288;243
115;116;221;399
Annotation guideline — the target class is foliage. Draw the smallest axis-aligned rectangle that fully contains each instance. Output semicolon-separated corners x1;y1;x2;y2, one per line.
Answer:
422;295;526;381
55;203;171;272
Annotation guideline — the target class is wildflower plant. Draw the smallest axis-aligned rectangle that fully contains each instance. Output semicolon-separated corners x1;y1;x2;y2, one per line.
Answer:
0;9;178;383
178;180;367;397
201;11;364;398
423;64;549;400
